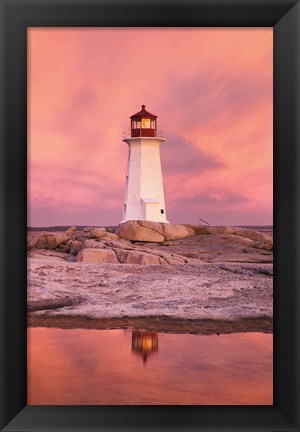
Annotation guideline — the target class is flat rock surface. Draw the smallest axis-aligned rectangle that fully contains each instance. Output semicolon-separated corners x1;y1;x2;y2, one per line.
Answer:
135;233;273;263
27;228;273;333
28;259;272;324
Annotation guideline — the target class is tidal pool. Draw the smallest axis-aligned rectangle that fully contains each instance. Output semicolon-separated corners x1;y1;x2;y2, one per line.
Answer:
27;327;273;405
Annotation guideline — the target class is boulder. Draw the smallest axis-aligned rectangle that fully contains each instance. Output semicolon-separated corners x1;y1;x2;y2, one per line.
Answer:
69;240;83;255
35;232;70;250
115;221;164;243
103;232;120;241
122;250;161;265
83;239;105;249
53;232;70;246
263;240;273;252
114;248;128;263
137;220;164;235
254;240;273;252
186;225;210;235
35;234;57;250
76;248;119;264
230;228;272;243
74;231;91;240
162;223;194;240
205;226;272;243
103;239;136;250
90;228;119;241
83;226;93;232
90;227;106;236
206;227;226;235
27;232;44;250
58;239;72;253
115;221;196;242
106;226;117;233
66;226;77;234
113;248;161;265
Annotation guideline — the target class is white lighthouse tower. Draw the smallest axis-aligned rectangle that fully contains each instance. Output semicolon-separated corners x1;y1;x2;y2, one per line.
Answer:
121;105;168;223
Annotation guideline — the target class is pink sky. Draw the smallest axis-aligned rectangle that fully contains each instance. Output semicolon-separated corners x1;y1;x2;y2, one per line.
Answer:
28;28;273;227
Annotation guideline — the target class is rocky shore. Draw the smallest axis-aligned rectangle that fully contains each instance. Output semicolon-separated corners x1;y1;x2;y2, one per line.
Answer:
27;221;273;334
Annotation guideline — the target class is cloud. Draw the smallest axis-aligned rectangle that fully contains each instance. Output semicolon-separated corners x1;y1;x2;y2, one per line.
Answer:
53;86;100;134
161;134;225;177
28;28;272;226
159;66;272;137
165;189;249;223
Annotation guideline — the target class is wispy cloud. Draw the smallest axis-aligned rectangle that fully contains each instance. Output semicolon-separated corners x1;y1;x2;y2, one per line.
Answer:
28;28;272;226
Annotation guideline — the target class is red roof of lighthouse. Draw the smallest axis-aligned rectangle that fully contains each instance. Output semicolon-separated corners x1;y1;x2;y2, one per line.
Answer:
130;105;157;119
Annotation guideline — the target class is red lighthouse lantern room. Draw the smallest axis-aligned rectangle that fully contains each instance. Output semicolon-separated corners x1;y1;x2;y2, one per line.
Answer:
130;105;157;138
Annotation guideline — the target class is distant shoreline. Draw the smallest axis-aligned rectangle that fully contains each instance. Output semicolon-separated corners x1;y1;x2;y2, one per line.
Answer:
28;225;274;232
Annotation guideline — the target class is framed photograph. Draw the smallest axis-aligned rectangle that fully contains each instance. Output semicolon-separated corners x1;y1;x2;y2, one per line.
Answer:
1;0;299;431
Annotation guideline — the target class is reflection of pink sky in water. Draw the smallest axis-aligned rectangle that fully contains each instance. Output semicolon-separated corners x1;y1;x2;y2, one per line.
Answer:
27;328;272;405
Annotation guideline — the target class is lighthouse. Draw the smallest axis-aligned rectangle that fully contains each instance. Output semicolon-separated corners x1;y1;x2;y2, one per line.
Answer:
121;105;168;223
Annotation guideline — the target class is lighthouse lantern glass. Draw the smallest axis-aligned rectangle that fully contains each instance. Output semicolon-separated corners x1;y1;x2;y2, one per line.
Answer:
142;118;151;129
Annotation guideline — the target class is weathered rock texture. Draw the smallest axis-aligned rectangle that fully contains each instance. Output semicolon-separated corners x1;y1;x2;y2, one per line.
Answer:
115;221;165;242
186;226;273;250
27;224;273;332
28;259;273;322
77;248;119;264
27;224;273;265
90;228;120;241
115;220;196;242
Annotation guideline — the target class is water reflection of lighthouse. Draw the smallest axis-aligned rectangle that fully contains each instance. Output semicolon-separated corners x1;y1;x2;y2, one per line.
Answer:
132;331;158;365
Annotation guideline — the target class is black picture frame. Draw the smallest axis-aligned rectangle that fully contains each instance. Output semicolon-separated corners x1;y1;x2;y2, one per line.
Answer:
1;0;299;431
